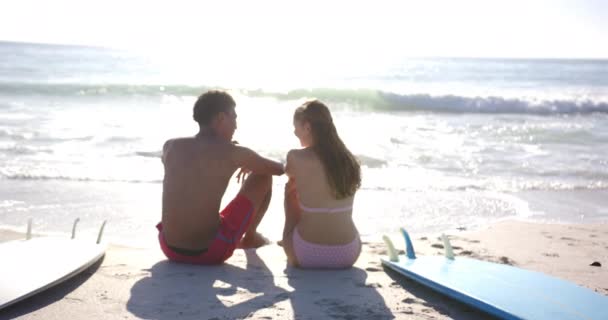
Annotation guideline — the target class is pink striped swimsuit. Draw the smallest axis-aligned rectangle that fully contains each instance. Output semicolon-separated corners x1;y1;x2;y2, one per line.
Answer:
292;203;361;269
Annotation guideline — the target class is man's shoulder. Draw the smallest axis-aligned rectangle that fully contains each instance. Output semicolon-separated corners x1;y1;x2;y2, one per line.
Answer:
164;137;194;145
163;137;189;151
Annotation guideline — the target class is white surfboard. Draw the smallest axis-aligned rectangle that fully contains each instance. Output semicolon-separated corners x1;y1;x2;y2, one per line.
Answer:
0;220;107;310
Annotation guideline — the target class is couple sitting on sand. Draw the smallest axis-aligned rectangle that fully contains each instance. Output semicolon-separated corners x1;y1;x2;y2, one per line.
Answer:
157;90;362;269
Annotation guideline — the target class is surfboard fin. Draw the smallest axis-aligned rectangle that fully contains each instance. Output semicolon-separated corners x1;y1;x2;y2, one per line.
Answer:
442;234;455;260
26;218;32;240
382;235;399;262
96;220;107;244
71;218;80;239
400;228;416;259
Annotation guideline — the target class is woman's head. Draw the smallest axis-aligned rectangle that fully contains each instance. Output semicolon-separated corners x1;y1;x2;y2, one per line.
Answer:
293;100;361;199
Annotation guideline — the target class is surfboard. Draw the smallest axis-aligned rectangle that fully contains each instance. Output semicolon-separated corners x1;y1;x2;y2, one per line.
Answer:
381;228;608;320
0;219;107;310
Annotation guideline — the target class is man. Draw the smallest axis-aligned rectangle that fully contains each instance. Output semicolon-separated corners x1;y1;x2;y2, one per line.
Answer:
157;90;284;264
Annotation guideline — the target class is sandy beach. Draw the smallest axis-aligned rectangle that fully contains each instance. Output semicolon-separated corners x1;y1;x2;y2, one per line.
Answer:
1;220;607;320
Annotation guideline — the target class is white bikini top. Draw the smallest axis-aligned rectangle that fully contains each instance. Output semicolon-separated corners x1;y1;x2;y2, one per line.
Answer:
299;202;353;214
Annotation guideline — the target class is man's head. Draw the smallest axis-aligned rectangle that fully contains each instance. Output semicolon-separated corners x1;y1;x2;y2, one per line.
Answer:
193;90;237;140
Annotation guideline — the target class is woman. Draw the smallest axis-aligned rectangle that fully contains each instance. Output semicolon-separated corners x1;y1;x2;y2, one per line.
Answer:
282;100;362;269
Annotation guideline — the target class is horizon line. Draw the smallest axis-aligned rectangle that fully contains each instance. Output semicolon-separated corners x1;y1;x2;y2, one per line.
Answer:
2;39;608;62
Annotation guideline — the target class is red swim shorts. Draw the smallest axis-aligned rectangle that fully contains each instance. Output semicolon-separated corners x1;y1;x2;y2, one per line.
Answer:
157;194;254;264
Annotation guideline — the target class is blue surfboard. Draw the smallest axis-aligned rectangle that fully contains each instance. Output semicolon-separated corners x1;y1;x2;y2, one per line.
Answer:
381;229;608;320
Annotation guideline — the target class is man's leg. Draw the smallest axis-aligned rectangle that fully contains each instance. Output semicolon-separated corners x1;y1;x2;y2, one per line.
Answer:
238;173;273;248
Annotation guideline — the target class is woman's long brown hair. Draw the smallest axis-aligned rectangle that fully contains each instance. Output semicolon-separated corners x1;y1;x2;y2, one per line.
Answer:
294;100;361;199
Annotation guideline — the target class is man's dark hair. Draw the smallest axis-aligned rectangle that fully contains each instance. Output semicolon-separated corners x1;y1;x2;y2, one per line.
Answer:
193;90;236;125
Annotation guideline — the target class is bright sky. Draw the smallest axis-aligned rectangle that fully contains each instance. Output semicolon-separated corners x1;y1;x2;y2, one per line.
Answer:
1;0;607;59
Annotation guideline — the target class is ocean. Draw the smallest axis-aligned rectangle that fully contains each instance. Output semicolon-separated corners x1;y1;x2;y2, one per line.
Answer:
1;41;607;247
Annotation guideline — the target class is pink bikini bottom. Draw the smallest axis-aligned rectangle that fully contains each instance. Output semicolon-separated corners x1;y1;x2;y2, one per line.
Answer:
292;229;361;269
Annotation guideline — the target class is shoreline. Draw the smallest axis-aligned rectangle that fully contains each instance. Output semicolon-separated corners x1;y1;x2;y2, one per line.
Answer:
1;219;606;319
3;177;608;248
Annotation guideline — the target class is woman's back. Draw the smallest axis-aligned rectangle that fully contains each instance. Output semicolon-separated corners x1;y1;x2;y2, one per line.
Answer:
290;148;352;208
287;148;358;245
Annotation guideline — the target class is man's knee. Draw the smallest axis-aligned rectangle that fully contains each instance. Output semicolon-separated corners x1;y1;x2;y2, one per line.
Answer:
240;173;272;202
249;173;272;190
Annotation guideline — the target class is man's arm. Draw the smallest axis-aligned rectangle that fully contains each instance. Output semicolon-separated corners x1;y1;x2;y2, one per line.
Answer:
233;145;285;176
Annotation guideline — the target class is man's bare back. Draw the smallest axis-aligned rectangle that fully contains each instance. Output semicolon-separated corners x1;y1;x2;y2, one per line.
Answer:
161;135;239;251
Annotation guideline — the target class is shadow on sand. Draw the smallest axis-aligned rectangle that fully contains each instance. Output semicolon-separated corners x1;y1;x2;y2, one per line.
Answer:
127;250;289;320
285;266;395;320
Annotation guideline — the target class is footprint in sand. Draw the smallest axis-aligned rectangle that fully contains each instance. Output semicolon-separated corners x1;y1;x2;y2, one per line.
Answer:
499;256;514;265
314;298;364;316
102;264;128;268
430;243;461;250
378;249;405;255
400;308;415;315
542;253;560;258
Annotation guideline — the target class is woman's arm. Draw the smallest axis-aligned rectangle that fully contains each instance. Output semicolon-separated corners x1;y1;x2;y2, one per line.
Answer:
283;151;300;239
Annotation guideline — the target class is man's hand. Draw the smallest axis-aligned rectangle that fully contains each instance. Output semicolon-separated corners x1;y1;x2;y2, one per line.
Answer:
236;167;251;183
